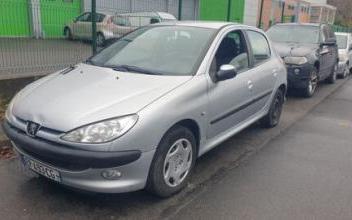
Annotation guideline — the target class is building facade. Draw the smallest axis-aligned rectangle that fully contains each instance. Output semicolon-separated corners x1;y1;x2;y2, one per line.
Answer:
310;3;336;24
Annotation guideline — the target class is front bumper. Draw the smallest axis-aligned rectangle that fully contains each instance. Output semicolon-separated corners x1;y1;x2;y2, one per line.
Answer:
2;121;155;193
285;63;313;89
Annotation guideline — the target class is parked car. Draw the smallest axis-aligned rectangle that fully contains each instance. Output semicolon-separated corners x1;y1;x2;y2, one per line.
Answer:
64;11;176;46
335;32;352;78
3;22;287;197
267;23;338;97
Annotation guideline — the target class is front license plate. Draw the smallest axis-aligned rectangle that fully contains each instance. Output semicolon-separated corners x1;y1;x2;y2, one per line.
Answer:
25;157;61;182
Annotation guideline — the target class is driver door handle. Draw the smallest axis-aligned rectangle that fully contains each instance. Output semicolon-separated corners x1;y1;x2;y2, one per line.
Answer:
248;80;253;90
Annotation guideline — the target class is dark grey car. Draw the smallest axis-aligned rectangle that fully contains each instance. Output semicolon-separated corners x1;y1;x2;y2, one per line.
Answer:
267;23;338;97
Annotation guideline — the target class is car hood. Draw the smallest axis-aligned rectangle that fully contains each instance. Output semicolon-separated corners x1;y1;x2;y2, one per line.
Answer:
12;63;192;131
272;42;318;58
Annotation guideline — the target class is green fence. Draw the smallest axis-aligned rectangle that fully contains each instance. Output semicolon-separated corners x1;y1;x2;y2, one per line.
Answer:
40;0;81;38
0;0;31;37
332;25;352;33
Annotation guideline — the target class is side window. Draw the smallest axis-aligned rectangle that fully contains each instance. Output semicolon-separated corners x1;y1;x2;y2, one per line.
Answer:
77;13;91;22
95;14;106;23
246;31;271;65
210;31;249;74
76;13;88;22
113;16;131;26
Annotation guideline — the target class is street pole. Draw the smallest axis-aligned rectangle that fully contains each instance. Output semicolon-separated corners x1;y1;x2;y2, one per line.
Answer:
258;0;265;28
178;0;183;20
227;0;232;22
92;0;97;55
281;1;286;23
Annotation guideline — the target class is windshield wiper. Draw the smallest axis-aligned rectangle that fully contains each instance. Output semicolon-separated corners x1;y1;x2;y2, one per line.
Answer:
109;65;163;75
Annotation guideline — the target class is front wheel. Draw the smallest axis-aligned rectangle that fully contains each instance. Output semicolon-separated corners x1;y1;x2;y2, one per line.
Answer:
147;126;196;197
301;68;318;98
260;89;284;128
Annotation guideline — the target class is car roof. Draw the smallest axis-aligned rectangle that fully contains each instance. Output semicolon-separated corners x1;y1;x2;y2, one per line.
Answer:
273;23;321;27
153;21;257;30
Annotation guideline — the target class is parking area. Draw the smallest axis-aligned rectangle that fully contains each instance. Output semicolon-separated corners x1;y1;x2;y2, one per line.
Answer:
0;75;349;219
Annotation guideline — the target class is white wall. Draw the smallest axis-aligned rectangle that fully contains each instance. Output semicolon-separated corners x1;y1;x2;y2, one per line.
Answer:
243;0;259;27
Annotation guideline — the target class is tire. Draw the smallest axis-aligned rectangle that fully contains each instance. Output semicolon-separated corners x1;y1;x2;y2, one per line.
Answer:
341;66;349;79
301;67;318;98
96;33;105;47
147;125;197;198
326;63;337;84
64;27;72;40
260;89;284;128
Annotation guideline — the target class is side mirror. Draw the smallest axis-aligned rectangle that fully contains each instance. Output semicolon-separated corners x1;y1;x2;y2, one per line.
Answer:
216;65;237;82
321;39;336;47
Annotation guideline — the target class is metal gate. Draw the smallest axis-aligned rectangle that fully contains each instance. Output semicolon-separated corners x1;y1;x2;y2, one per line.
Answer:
83;0;199;20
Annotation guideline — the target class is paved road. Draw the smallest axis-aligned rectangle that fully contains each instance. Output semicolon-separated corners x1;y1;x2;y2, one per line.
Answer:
173;79;352;220
0;78;350;220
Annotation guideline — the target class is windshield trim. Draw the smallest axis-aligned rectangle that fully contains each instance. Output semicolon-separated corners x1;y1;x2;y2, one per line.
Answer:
86;25;220;76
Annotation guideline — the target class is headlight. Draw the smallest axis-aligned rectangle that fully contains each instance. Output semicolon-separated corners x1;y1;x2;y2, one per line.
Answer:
284;57;308;65
4;99;14;121
61;114;138;143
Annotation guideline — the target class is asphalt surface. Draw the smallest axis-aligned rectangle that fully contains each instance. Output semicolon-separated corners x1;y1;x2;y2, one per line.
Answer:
173;79;352;220
0;38;91;80
0;77;350;220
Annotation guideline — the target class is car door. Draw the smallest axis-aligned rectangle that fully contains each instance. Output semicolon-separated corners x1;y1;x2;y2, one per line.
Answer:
72;12;90;39
206;29;253;139
348;34;352;69
327;26;338;72
244;30;278;114
318;25;331;79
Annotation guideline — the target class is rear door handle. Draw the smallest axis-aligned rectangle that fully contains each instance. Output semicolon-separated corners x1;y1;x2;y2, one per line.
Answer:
248;80;253;90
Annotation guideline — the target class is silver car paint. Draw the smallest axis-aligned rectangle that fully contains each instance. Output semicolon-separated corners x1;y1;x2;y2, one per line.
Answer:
6;22;287;193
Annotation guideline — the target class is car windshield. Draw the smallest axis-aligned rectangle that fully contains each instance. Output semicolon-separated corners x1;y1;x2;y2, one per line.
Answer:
336;35;348;49
89;26;216;76
267;25;320;44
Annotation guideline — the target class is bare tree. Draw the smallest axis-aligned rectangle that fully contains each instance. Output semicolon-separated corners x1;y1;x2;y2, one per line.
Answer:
327;0;352;26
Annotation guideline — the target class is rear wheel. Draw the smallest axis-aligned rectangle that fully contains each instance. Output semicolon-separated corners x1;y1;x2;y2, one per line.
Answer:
147;126;196;197
260;89;284;128
326;63;337;84
341;66;349;79
96;33;105;47
301;68;318;98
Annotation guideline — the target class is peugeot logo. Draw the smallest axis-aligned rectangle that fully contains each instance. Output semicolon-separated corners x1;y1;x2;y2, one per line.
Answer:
26;121;41;137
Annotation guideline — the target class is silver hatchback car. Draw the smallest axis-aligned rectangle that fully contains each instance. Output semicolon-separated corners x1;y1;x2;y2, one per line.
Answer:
3;22;287;197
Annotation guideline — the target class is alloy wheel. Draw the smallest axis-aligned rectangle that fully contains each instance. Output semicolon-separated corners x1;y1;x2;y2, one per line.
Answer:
308;70;318;96
163;138;193;187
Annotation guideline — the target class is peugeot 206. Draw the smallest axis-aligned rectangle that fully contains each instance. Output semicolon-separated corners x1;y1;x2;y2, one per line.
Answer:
3;22;287;197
